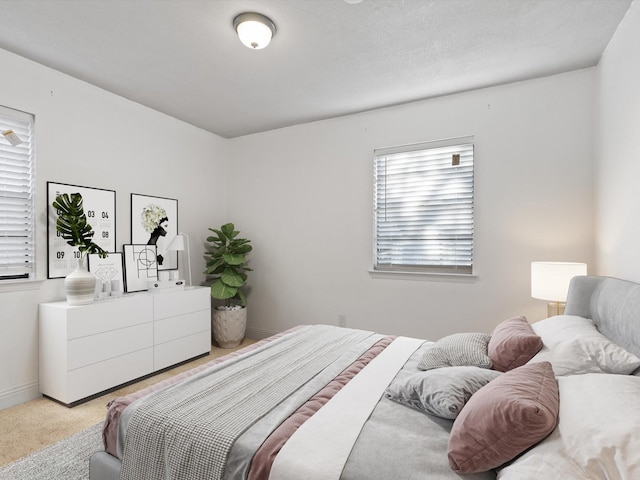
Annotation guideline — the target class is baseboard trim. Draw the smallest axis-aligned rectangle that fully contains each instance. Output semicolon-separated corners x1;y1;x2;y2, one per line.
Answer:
0;381;40;410
245;326;279;340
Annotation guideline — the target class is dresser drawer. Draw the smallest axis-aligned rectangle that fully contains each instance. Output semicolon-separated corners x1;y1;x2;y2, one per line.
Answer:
67;348;154;403
67;322;153;370
153;287;209;320
154;332;210;371
154;310;209;345
65;294;153;339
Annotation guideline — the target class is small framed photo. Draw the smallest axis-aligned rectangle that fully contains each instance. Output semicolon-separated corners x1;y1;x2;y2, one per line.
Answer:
131;194;178;271
88;252;124;296
123;244;158;292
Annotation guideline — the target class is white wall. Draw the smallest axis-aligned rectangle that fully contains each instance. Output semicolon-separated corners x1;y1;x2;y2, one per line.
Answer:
228;70;595;341
0;48;229;409
595;1;640;280
0;47;600;411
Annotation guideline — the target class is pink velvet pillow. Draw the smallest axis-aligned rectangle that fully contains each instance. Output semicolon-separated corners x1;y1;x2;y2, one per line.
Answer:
488;315;542;372
447;361;559;474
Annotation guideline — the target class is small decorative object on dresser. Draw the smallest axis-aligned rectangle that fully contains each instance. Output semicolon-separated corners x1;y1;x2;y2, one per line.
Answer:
52;193;108;305
205;222;252;348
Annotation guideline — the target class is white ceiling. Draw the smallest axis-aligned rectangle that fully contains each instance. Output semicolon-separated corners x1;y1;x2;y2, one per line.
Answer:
0;0;632;138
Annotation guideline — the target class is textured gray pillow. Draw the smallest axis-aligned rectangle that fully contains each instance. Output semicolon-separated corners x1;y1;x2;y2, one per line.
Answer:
418;333;493;371
386;366;501;419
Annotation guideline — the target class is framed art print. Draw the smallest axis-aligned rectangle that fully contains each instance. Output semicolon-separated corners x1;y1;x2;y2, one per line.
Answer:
123;244;158;292
47;182;116;278
131;194;178;271
88;252;124;295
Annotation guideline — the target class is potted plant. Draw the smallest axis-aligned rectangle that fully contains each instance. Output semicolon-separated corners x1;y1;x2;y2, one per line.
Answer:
205;222;252;348
53;192;107;305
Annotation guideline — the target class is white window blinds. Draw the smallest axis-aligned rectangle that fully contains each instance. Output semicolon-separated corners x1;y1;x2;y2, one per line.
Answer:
0;106;35;280
374;136;474;274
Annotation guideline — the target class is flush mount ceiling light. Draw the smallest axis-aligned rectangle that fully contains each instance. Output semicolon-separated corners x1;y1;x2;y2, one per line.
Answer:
233;12;276;50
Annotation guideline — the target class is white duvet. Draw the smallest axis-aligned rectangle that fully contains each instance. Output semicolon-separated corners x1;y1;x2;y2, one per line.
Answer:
269;336;425;480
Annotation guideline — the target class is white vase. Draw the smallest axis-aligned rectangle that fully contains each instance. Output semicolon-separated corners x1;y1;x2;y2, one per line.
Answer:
212;307;247;348
65;257;96;306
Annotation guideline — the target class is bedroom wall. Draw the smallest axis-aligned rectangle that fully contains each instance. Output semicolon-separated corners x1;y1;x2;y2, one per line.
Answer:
594;1;640;281
228;69;596;342
0;48;229;409
0;47;601;411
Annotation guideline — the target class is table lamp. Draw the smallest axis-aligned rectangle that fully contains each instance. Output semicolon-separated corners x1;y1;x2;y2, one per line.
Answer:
165;232;192;286
531;261;587;317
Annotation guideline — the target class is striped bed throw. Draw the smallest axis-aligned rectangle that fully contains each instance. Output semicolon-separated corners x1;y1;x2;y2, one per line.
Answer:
119;325;379;480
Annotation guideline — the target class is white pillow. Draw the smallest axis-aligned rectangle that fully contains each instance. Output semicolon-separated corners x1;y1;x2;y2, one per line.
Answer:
497;374;640;479
528;315;640;375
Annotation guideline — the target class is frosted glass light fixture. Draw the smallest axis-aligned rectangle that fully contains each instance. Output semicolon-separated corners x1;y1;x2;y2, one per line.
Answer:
233;12;276;50
531;261;587;317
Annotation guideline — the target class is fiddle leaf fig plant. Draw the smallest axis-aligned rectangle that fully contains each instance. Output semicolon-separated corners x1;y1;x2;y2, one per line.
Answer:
52;193;107;259
205;222;252;307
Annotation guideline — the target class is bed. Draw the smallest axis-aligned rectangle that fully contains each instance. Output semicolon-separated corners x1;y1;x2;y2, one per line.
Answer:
89;275;640;479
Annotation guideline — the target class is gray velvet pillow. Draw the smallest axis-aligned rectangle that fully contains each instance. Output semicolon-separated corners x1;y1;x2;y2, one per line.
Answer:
385;366;501;419
418;332;493;371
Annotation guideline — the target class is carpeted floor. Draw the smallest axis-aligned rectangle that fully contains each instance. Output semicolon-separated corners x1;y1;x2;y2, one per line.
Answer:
0;339;256;469
0;422;103;480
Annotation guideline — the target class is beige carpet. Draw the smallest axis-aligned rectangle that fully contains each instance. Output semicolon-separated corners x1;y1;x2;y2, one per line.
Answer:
0;339;255;467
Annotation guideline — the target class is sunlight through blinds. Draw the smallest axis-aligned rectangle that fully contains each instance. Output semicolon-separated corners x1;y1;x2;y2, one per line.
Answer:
374;136;474;274
0;106;35;280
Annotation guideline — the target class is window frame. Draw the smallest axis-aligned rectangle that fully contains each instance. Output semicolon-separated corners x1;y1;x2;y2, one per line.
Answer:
372;136;475;276
0;105;36;283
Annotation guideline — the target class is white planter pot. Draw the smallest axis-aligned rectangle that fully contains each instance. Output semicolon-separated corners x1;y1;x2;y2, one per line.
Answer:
212;307;247;348
65;257;96;306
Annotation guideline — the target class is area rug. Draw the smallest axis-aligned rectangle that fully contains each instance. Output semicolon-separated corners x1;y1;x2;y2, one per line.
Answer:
0;422;103;480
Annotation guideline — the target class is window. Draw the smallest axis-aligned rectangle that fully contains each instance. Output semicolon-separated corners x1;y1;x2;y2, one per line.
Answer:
0;106;35;281
373;136;474;275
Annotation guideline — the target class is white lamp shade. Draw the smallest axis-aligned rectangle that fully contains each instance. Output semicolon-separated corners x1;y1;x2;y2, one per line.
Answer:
531;262;587;302
163;232;192;286
165;234;185;251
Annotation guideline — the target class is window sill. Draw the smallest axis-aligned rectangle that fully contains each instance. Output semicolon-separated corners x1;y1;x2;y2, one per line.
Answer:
0;279;46;293
368;269;478;282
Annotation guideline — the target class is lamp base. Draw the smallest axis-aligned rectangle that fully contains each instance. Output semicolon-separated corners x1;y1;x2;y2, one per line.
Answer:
547;302;565;317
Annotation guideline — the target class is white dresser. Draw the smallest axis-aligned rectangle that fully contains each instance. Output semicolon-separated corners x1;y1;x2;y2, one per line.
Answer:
39;286;211;406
